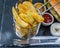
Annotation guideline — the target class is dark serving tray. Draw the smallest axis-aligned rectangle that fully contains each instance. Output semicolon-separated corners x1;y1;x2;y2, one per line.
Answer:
0;0;60;47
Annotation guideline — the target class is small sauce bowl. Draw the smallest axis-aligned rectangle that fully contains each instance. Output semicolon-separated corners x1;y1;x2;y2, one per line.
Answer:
50;23;60;36
42;13;54;26
34;3;46;13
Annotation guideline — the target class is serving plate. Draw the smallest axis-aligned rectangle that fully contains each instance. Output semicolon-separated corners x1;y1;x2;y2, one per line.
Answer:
0;0;60;46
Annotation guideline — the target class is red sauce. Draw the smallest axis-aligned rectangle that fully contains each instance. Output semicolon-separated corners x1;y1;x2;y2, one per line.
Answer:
43;14;52;23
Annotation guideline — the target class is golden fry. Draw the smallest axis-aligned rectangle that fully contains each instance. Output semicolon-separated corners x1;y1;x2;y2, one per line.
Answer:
31;12;44;23
32;22;37;27
19;13;34;25
23;1;37;13
12;6;28;28
18;4;28;13
15;24;28;37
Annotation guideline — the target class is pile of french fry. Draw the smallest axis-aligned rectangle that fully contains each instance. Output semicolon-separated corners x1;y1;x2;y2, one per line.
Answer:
12;1;44;38
12;1;44;28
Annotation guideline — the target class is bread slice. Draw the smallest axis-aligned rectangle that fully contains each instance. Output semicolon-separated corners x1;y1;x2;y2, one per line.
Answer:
49;0;60;15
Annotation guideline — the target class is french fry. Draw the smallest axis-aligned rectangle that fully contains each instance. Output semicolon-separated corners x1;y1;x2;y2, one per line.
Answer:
19;13;28;23
26;24;32;28
16;26;26;37
23;1;37;13
26;13;35;24
15;24;28;37
19;13;34;25
26;11;44;23
32;22;37;27
12;6;28;28
31;12;44;23
18;4;28;13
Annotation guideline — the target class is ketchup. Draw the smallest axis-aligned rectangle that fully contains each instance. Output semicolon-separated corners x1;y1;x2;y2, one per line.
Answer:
43;14;52;23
